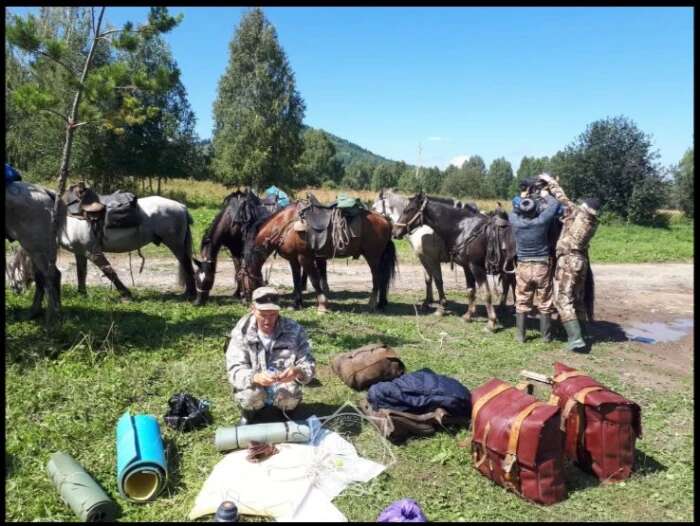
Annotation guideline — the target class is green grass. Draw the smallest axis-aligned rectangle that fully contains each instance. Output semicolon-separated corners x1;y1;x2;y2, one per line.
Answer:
5;286;693;522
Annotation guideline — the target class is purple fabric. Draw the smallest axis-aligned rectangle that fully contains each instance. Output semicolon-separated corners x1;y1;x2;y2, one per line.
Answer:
377;499;427;522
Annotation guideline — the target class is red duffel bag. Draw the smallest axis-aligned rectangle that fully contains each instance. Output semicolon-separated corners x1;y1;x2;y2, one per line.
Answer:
551;362;642;483
470;379;567;505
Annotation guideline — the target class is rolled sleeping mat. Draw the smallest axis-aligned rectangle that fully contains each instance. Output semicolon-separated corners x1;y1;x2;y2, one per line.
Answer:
116;411;167;502
46;451;119;522
215;420;312;452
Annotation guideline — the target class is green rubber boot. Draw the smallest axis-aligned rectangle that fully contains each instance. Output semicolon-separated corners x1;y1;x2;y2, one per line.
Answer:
540;313;552;343
515;313;526;343
563;319;587;352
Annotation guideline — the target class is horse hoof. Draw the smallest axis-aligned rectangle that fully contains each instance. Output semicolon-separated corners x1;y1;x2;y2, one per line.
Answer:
462;314;472;323
317;305;329;314
434;308;445;317
483;324;497;333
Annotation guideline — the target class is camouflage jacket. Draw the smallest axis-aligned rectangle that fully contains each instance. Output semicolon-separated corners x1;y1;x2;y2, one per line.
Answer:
546;179;598;256
225;313;316;391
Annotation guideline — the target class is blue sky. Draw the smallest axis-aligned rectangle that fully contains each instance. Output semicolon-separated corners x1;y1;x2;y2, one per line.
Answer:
7;6;694;171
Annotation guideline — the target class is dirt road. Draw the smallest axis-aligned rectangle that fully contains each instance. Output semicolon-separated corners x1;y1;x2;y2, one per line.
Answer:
52;250;693;389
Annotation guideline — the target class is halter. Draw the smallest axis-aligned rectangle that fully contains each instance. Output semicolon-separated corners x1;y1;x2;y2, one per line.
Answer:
393;196;428;232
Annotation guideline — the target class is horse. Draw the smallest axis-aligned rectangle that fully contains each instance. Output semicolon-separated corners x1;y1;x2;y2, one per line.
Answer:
392;191;503;331
484;202;517;310
5;181;62;323
371;188;480;315
192;189;328;306
239;202;397;312
10;182;197;300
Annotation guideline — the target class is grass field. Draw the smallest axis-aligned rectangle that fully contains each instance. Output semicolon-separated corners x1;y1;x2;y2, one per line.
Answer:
5;286;693;522
5;176;694;521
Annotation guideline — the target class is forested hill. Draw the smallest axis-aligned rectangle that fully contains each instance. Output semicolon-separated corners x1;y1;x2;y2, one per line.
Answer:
303;126;394;168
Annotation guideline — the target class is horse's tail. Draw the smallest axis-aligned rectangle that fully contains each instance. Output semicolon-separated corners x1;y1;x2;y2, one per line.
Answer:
584;260;595;321
7;245;35;293
378;239;398;300
178;210;194;289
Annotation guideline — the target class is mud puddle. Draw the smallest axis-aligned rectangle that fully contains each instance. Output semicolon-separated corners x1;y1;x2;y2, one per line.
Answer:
624;318;694;344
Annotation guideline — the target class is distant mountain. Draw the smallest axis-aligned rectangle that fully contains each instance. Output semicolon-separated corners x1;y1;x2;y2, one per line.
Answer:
303;126;395;168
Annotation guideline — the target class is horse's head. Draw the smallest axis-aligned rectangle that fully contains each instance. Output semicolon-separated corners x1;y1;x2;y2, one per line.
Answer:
192;256;216;306
238;252;265;301
392;191;426;239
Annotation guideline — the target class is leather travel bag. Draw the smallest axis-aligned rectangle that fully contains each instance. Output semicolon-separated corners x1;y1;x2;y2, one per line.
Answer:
471;378;567;505
330;343;405;391
550;362;642;483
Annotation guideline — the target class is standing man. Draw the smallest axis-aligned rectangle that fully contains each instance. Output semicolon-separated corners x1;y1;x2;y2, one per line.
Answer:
537;173;600;352
225;286;316;424
508;188;561;343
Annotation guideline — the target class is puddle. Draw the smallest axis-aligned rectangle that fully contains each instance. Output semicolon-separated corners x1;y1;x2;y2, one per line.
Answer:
624;318;694;344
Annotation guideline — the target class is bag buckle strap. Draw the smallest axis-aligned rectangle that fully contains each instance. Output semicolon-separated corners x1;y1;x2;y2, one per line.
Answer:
503;401;546;476
552;370;587;383
471;383;512;423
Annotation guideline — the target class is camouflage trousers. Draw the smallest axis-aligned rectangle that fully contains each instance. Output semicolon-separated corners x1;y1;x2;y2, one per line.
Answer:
234;382;303;412
553;253;588;323
515;260;554;314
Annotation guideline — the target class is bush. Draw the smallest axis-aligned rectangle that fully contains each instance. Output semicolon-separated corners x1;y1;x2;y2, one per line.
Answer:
627;176;665;226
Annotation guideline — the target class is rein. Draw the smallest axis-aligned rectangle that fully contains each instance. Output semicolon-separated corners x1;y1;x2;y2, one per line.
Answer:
394;196;428;232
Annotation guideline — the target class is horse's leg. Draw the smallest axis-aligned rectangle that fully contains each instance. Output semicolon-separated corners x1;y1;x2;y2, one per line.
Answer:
289;258;304;310
300;255;329;313
462;264;477;322
475;265;498;332
75;253;88;295
417;254;434;312
364;253;380;312
28;267;46;319
87;251;132;298
232;254;242;299
316;258;330;296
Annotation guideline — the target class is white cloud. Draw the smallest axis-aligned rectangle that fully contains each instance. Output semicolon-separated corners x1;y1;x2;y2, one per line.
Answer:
427;136;447;142
448;154;469;168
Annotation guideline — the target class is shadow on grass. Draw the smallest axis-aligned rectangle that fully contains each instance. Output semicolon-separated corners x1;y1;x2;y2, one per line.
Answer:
564;449;666;493
634;449;667;476
163;438;183;497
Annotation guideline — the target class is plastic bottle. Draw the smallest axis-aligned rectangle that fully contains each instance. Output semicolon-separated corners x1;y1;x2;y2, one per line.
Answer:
214;500;239;522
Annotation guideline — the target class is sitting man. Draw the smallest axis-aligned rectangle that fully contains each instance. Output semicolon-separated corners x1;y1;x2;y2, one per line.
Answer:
225;286;316;424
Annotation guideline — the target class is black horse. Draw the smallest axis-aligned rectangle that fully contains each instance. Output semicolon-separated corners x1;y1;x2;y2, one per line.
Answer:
193;189;327;306
392;191;503;331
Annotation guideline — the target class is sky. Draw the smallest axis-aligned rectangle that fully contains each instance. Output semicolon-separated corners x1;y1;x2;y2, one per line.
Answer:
7;6;694;171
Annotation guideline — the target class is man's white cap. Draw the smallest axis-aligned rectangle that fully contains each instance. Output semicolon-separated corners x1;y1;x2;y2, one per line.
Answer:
252;286;280;311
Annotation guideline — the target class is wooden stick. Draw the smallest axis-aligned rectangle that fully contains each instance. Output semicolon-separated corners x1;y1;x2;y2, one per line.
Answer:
520;370;553;385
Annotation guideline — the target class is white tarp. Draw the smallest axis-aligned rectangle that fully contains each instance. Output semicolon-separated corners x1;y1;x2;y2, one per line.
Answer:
189;428;386;521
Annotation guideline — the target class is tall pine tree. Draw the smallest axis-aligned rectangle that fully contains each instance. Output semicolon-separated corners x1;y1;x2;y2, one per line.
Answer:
212;8;305;190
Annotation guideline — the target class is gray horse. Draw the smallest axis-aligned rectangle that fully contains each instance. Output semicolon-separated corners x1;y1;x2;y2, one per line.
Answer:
7;182;197;301
5;181;62;322
371;188;479;315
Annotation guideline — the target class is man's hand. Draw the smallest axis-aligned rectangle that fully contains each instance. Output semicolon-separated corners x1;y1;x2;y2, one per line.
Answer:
252;371;276;387
275;366;301;383
538;173;555;184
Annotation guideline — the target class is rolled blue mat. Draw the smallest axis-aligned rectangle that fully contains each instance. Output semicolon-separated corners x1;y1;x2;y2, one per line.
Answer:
116;411;167;502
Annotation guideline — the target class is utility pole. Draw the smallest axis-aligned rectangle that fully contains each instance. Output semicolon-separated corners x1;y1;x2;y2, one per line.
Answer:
416;143;422;179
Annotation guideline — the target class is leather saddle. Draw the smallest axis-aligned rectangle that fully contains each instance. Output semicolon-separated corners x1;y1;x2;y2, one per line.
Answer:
64;182;140;229
298;193;365;253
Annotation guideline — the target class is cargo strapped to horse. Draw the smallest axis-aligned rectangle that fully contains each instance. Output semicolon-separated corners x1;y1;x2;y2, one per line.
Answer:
298;193;365;253
63;182;140;230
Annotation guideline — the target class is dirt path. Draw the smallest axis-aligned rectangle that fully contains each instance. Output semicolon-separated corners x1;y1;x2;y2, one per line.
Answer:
54;250;693;390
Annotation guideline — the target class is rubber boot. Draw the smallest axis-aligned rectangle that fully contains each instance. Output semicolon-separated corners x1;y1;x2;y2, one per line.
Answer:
563;319;586;352
540;313;552;343
515;313;526;343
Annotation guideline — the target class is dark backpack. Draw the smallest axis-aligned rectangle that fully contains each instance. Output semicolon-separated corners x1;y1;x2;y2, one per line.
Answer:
367;368;472;415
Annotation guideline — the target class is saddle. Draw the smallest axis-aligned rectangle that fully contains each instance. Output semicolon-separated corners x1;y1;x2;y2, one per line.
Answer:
298;193;365;253
64;182;140;229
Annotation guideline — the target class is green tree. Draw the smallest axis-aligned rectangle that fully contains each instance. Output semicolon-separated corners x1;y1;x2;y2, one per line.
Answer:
459;155;488;198
370;162;399;191
487;157;514;199
341;161;371;190
550;116;661;222
296;129;342;187
7;6;183;282
674;146;694;218
212;7;305;190
420;166;443;194
440;164;467;197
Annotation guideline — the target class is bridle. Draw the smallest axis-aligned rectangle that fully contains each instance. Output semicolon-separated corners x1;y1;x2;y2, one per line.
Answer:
393;195;428;232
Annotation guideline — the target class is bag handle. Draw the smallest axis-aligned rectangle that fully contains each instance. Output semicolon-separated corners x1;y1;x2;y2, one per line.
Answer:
552;370;587;383
471;383;511;423
502;401;546;475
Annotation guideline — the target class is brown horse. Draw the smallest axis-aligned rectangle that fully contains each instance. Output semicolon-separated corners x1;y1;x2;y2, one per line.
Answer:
240;203;397;312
